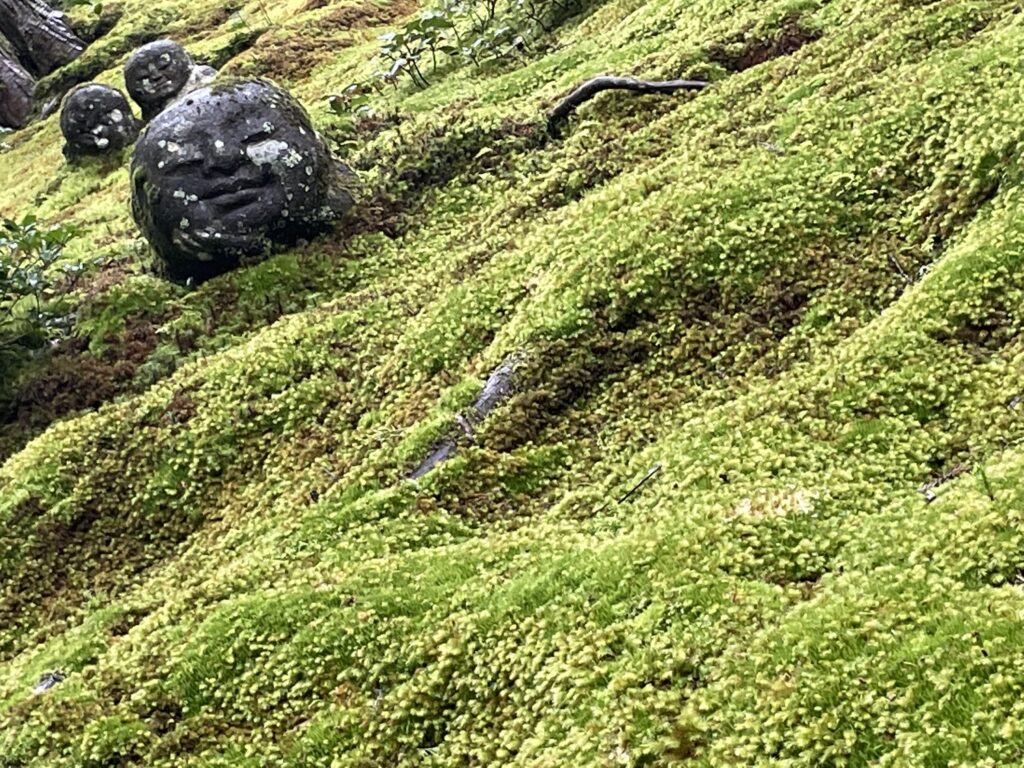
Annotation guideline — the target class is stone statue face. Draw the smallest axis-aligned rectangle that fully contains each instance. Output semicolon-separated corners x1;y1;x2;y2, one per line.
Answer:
131;79;354;283
59;84;140;159
124;40;194;117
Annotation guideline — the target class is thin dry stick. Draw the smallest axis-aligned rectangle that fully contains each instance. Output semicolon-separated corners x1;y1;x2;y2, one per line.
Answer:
617;462;664;504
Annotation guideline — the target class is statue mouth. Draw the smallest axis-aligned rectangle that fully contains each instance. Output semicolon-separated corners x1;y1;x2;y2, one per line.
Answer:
202;178;264;210
207;188;261;210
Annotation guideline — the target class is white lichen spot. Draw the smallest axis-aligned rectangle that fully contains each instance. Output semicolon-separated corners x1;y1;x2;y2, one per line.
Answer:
96;137;110;148
180;218;190;230
173;189;186;199
110;109;124;123
305;166;313;176
214;139;225;150
246;138;290;167
165;141;181;154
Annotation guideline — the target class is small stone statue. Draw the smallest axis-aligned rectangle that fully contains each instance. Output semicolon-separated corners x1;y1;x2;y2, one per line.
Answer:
59;83;141;161
130;79;356;284
124;39;214;121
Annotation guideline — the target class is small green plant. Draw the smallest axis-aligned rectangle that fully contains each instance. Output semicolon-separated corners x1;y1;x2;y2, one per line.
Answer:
356;0;573;92
326;82;385;152
0;214;86;355
328;0;551;135
0;127;11;154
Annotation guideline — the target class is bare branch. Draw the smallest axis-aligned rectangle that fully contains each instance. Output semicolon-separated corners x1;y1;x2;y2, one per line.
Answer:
548;75;710;136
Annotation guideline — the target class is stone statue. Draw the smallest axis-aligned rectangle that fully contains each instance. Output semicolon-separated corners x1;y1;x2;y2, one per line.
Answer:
59;83;140;161
124;39;215;121
130;79;356;284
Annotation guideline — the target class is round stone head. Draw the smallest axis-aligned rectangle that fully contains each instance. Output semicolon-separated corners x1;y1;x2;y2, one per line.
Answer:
130;79;355;284
59;84;140;160
124;39;195;119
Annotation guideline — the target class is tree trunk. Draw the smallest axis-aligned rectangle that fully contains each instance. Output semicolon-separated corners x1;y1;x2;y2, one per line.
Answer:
0;31;33;128
0;0;85;76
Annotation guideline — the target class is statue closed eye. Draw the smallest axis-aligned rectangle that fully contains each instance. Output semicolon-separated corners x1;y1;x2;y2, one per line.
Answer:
124;39;216;121
130;79;357;284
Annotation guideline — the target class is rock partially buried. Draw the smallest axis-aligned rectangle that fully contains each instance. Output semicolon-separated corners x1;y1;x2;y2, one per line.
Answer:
59;83;140;161
124;39;214;121
130;79;356;284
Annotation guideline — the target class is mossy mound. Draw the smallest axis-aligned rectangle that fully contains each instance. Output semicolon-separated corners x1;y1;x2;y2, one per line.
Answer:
3;0;1024;764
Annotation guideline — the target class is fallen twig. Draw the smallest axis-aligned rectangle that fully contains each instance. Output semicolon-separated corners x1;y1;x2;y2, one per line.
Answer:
547;76;710;136
617;462;664;504
918;462;970;504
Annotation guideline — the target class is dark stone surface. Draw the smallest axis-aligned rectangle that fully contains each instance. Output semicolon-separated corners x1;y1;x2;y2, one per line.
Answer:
130;79;356;284
124;39;195;120
0;0;85;76
0;33;33;128
184;64;217;95
60;83;140;160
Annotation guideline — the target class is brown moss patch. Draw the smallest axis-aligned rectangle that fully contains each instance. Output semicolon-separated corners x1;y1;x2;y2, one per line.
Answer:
222;29;355;84
706;15;822;72
221;0;419;82
0;317;161;461
299;0;418;25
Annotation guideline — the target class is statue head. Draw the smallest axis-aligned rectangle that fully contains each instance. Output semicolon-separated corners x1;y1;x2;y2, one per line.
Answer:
124;39;195;119
59;83;140;160
130;79;356;284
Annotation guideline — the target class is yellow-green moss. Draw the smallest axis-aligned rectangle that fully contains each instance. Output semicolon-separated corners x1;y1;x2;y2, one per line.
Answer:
4;0;1024;764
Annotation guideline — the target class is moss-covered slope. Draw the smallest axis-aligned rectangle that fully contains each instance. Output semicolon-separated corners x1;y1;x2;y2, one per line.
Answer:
3;0;1024;764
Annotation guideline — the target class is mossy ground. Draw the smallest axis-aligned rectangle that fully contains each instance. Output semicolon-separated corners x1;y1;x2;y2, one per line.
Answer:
3;0;1024;764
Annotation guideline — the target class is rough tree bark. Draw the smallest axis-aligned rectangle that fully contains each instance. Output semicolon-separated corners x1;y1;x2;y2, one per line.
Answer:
548;75;710;136
0;0;85;76
0;31;33;128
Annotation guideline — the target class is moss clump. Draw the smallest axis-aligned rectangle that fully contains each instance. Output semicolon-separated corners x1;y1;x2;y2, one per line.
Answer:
4;0;1024;764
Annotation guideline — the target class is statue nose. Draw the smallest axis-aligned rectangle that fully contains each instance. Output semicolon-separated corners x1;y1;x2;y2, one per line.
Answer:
202;138;238;174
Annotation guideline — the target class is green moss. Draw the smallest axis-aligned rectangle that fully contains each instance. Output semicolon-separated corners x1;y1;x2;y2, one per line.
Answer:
5;0;1024;764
